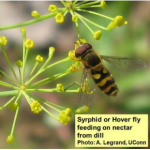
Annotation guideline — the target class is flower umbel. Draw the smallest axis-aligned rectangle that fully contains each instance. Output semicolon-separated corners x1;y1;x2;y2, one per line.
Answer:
0;28;84;143
0;1;128;143
0;1;127;41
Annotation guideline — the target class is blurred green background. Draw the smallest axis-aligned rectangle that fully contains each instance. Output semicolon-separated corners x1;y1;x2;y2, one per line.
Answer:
0;1;149;149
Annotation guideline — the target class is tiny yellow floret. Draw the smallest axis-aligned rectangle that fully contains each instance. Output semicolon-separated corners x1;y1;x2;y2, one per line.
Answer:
20;27;26;32
6;135;14;143
20;27;26;37
100;1;107;9
65;108;72;117
72;15;78;23
93;30;102;40
75;105;89;113
30;101;42;114
106;21;117;30
55;13;65;24
0;36;7;46
48;47;55;58
36;55;44;63
48;5;58;13
49;47;55;53
25;39;34;49
15;60;23;67
56;83;64;92
115;16;126;27
68;50;79;61
59;112;71;125
31;11;40;18
69;64;81;72
9;102;19;111
75;39;87;49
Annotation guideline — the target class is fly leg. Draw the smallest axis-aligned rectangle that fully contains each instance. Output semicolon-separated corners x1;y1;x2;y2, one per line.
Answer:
64;82;81;91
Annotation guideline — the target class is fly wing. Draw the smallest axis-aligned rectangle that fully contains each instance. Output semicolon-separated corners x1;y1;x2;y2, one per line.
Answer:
101;55;147;72
78;67;95;107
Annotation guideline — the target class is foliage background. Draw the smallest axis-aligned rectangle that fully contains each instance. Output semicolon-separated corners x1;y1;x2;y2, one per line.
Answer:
0;1;149;149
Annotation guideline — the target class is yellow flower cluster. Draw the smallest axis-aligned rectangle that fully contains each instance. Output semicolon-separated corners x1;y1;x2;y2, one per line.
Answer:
107;15;128;30
59;108;72;125
75;105;89;113
30;101;42;114
15;60;23;67
25;39;34;49
55;13;65;24
56;83;64;92
0;36;7;46
9;102;19;111
36;55;44;63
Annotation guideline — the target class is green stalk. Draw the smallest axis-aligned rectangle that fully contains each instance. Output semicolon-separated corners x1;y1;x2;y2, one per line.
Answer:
0;96;16;110
76;1;100;8
10;99;21;136
0;69;17;85
0;81;19;89
29;94;66;110
0;12;58;30
77;13;107;30
77;13;94;34
0;45;18;82
76;8;114;21
29;70;70;88
0;90;18;97
26;57;70;86
42;106;59;121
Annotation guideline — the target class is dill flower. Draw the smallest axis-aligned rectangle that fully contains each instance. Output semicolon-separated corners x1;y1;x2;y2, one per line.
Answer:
0;1;127;143
0;1;127;41
0;28;88;143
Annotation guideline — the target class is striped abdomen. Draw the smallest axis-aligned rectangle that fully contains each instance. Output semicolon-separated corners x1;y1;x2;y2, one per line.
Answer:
90;65;118;96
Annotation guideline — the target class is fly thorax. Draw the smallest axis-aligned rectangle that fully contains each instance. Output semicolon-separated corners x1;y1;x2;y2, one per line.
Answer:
83;51;101;68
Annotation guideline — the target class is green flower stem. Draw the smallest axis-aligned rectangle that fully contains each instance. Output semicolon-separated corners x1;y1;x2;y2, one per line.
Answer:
22;49;29;83
26;88;79;93
90;5;104;8
43;101;61;113
63;11;68;16
0;96;15;110
77;13;107;30
0;90;18;97
29;70;71;88
18;67;22;83
76;13;94;34
75;1;100;8
21;30;26;84
75;22;81;39
0;12;58;31
29;94;66;110
0;45;18;82
76;8;114;21
60;0;66;7
42;106;59;121
14;90;22;103
37;48;55;73
22;92;32;105
10;98;21;136
29;62;39;78
73;0;78;5
75;1;90;7
0;81;19;89
0;69;17;85
26;57;70;86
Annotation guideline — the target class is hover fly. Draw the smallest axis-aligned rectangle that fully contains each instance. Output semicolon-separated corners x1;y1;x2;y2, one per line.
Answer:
75;42;146;98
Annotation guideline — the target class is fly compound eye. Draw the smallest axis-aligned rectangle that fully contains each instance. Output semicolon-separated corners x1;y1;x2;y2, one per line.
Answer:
84;43;92;50
75;43;92;58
